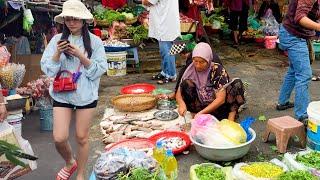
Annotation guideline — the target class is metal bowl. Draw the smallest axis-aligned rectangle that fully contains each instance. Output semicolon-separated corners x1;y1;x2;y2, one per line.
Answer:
153;110;179;121
157;100;177;110
6;97;27;111
190;128;256;161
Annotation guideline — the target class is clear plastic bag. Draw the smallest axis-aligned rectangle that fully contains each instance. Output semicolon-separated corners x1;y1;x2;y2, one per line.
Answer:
262;11;279;36
219;119;247;144
282;150;320;177
191;115;236;147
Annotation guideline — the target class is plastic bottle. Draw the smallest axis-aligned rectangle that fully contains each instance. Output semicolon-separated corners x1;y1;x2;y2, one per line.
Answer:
163;149;178;180
153;141;165;166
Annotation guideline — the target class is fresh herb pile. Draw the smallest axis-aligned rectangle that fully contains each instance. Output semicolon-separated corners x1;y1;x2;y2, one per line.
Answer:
126;25;148;44
194;165;225;180
240;162;283;178
296;151;320;170
278;170;317;180
117;167;163;180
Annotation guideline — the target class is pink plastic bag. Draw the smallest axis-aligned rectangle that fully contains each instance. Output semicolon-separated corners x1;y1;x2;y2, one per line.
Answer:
0;46;10;67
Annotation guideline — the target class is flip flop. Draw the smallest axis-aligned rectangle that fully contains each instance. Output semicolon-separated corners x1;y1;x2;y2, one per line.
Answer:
312;75;320;81
56;161;77;180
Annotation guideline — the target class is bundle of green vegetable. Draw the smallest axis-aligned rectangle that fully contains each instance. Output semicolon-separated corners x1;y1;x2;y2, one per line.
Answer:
296;151;320;170
194;165;225;180
240;162;284;178
126;25;148;44
278;170;317;180
117;167;164;180
93;9;126;24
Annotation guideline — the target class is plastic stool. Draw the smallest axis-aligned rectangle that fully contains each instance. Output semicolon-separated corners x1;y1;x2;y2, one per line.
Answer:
262;116;306;153
126;47;140;72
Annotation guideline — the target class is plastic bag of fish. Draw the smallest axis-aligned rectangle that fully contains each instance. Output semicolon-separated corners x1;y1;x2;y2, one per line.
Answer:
94;147;157;180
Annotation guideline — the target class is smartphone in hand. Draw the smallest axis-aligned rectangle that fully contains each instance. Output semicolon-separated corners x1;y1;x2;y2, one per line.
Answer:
58;39;70;45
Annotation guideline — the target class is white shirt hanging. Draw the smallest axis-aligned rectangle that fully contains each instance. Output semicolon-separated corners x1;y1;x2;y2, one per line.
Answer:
147;0;181;41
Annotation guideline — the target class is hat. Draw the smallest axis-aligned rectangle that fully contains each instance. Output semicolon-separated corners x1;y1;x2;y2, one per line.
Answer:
169;34;196;55
54;0;93;24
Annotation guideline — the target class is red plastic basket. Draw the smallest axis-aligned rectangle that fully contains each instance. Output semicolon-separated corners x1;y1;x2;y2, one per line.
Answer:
148;130;191;155
105;138;155;151
120;83;156;95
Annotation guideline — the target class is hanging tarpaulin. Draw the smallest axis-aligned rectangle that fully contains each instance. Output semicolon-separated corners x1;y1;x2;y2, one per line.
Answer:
23;8;34;32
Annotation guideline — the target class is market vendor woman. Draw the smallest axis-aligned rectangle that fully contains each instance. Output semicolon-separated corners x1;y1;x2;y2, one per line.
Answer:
176;43;245;121
40;0;108;179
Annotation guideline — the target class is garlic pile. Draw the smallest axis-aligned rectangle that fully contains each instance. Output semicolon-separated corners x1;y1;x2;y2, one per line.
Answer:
0;63;26;89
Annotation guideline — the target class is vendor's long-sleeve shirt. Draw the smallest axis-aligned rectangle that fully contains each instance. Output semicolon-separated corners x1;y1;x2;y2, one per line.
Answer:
40;33;108;106
282;0;320;39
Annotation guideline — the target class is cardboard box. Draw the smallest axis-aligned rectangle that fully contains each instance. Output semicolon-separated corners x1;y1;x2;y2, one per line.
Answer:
12;54;43;86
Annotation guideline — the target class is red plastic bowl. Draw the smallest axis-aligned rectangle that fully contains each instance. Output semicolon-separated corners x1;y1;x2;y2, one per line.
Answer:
105;138;155;151
120;83;156;94
148;130;191;155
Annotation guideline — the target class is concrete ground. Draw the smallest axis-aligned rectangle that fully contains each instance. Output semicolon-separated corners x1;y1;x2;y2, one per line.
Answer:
19;41;320;180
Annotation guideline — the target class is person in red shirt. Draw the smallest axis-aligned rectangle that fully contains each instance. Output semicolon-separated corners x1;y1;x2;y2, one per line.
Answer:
102;0;127;10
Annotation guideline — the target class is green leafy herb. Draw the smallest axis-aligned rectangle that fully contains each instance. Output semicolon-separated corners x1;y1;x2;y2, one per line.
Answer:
270;145;278;152
126;25;148;44
117;167;163;180
0;140;38;167
257;152;266;162
194;165;225;180
258;115;267;121
296;151;320;169
94;9;126;24
278;170;317;180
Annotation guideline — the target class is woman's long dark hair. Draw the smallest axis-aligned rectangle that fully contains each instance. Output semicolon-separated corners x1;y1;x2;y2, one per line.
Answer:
60;20;92;59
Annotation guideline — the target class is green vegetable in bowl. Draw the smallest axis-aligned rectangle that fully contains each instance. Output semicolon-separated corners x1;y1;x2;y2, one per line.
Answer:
278;170;317;180
296;151;320;170
194;165;225;180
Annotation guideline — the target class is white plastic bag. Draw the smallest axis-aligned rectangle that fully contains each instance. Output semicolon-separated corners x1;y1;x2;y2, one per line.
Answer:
232;159;288;180
282;150;320;177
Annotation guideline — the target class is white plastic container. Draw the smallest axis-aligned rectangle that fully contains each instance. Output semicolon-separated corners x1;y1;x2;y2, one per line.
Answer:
307;101;320;144
6;113;23;137
106;51;127;76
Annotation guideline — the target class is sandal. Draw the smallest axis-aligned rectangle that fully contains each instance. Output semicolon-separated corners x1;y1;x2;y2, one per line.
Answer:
312;75;320;81
152;73;164;80
56;161;77;180
157;77;176;84
276;102;294;111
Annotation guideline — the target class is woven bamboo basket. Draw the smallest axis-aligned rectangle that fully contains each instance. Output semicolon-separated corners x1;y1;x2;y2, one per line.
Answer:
96;19;109;27
180;22;196;33
111;94;156;112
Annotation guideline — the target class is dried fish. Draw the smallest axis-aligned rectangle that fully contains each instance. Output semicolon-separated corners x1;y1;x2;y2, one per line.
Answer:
103;131;126;144
126;131;144;138
124;125;132;135
136;127;153;133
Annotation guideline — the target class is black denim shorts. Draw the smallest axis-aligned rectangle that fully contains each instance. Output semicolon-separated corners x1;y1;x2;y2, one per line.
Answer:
53;100;98;109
